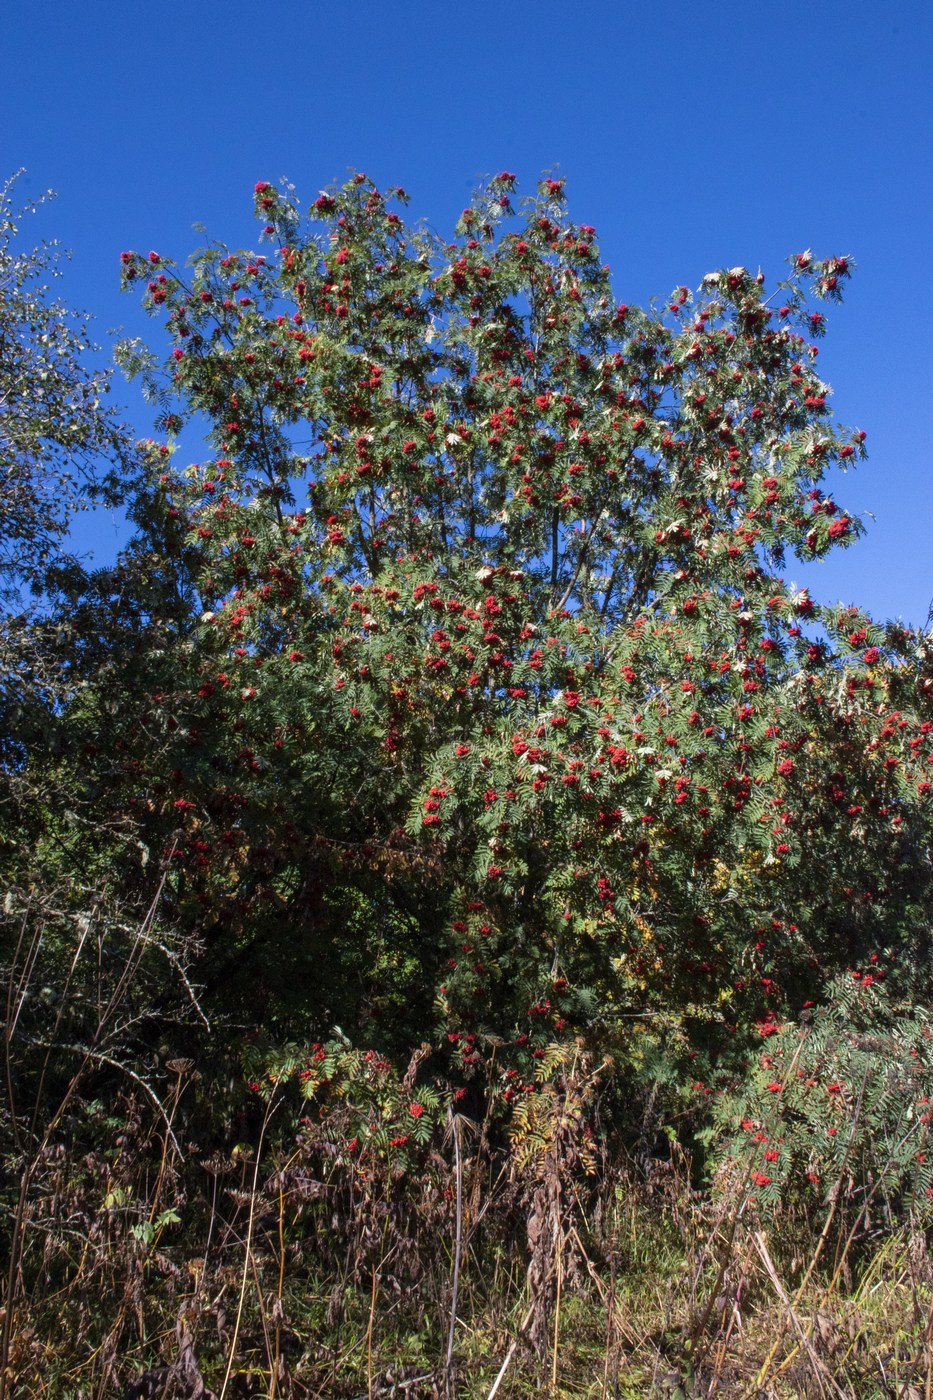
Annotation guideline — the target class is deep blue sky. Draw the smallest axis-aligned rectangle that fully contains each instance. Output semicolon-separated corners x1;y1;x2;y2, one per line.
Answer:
3;0;931;626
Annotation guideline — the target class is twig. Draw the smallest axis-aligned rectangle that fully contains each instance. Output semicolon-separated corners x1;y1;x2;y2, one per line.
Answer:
486;1297;536;1400
218;1093;278;1400
486;1258;551;1400
551;1223;563;1391
752;1232;850;1400
349;1375;434;1400
446;1110;464;1377
367;1265;378;1400
44;1044;184;1157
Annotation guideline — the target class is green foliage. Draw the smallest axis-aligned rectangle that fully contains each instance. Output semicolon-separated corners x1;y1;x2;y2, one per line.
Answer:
252;1035;444;1166
0;171;135;601
708;974;933;1214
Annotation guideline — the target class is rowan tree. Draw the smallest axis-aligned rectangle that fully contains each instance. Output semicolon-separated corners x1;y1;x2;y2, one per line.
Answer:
53;170;933;1104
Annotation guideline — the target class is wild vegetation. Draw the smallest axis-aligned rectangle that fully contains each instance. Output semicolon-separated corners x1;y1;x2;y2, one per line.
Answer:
3;168;933;1398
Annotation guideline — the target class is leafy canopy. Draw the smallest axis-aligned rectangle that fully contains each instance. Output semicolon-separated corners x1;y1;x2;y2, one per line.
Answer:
47;169;933;1096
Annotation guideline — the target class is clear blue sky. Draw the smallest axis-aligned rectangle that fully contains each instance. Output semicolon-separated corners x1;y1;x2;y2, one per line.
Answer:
3;0;931;626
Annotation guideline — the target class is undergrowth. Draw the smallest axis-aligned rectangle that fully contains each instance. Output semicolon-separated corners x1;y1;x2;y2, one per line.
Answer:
4;890;933;1398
